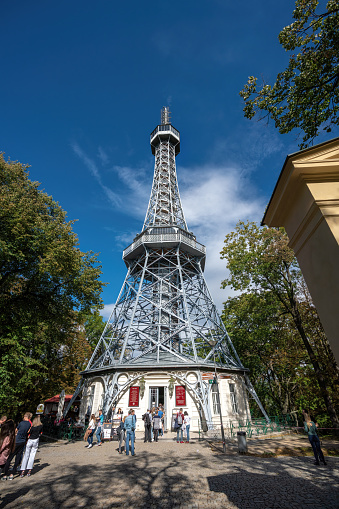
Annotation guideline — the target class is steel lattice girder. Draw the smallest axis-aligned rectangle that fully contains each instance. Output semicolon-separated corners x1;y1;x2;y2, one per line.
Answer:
86;245;242;371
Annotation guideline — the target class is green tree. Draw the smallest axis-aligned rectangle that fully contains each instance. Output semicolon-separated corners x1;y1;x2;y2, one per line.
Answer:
222;292;336;423
240;0;339;148
0;155;106;417
220;221;339;426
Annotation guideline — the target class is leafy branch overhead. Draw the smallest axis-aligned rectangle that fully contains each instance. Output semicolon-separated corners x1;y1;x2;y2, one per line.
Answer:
240;0;339;148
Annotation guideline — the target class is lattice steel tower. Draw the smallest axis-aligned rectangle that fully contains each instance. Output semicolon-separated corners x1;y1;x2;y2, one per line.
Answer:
69;108;268;425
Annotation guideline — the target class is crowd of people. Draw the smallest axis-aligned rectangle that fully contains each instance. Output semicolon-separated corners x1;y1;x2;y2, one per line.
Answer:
0;413;43;480
81;405;191;456
1;406;327;475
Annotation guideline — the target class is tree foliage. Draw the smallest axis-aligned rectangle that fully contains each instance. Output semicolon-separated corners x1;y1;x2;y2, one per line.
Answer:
0;155;106;417
240;0;339;148
220;221;339;426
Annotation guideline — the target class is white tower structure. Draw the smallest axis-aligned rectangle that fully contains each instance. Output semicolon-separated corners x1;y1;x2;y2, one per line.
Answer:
66;108;268;430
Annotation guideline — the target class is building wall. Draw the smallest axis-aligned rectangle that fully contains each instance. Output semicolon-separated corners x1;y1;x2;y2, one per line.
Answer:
82;371;250;431
262;139;339;363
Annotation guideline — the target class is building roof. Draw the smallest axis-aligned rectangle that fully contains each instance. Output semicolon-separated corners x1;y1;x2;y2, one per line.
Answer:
44;394;74;404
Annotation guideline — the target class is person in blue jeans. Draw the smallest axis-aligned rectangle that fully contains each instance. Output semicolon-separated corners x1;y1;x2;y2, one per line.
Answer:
124;410;135;456
176;408;185;443
95;410;104;446
303;411;326;466
184;411;190;443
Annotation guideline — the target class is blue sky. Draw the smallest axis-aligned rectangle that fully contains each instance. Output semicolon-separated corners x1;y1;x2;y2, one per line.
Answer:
1;0;332;316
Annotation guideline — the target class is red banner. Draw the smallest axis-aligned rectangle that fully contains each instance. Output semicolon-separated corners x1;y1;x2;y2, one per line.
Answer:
175;385;186;406
128;386;140;407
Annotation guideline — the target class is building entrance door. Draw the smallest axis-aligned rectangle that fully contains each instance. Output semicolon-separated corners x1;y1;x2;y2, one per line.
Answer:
149;387;167;429
149;387;165;408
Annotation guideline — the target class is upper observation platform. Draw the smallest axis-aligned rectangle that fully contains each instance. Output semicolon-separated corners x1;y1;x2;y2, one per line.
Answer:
150;123;180;155
123;225;206;269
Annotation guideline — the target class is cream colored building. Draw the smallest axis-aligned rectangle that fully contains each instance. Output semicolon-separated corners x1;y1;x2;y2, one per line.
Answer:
79;369;251;433
262;136;339;364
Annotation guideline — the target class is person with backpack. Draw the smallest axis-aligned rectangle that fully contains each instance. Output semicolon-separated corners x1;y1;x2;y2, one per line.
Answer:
143;409;152;443
175;408;185;443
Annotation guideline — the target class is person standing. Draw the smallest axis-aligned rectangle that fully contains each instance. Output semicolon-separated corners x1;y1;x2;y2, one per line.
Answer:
158;407;164;436
124;410;135;456
175;408;185;443
95;410;104;446
20;415;43;477
183;411;191;443
0;420;15;474
118;416;125;454
86;414;96;449
153;410;161;442
143;409;152;443
2;412;32;480
303;412;327;466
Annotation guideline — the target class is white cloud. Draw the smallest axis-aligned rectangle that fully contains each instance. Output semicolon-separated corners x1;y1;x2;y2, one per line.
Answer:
72;141;266;314
98;146;109;165
71;142;122;207
179;165;265;310
99;165;265;318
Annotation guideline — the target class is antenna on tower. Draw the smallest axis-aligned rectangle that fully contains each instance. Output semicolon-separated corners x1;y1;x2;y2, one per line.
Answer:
161;106;171;125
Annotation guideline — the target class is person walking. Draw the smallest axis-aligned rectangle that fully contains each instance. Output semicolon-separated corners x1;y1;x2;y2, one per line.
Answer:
86;414;96;449
183;411;191;443
0;420;16;474
95;410;104;446
153;410;161;442
124;410;135;456
118;416;126;454
20;415;43;477
175;408;185;443
2;412;32;480
303;412;327;465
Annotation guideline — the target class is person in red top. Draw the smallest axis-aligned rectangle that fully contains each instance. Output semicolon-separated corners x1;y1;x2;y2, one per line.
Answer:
176;408;185;443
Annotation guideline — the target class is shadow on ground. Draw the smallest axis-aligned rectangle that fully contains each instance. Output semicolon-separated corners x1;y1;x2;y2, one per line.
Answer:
208;455;339;509
0;442;338;509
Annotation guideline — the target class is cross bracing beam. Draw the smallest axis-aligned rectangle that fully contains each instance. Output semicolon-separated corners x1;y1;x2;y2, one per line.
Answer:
86;245;243;371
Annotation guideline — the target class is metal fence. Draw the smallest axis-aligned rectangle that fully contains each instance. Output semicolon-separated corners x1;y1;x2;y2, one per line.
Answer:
197;415;297;441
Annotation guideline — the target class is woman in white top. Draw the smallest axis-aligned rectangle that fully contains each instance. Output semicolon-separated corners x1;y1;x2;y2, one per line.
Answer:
183;411;191;443
87;414;96;449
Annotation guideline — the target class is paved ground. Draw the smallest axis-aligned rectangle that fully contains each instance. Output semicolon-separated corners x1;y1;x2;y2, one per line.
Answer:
0;434;338;509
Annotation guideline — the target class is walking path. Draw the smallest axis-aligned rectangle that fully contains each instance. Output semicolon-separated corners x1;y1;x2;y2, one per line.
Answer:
0;434;338;508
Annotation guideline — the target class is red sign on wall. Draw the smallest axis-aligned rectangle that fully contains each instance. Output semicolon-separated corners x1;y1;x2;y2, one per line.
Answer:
175;385;186;406
128;386;140;407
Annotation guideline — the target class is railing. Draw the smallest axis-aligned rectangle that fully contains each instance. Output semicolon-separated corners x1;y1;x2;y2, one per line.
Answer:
150;124;180;141
198;417;294;441
123;232;206;257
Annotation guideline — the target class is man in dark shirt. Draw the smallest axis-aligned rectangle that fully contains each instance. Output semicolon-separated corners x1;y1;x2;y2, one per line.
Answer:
2;412;32;480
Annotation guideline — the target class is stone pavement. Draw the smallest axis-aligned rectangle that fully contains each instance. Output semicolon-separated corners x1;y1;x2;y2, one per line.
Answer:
0;435;338;509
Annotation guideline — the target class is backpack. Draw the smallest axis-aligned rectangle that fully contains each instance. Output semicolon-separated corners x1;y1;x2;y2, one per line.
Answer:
145;413;151;426
177;413;183;425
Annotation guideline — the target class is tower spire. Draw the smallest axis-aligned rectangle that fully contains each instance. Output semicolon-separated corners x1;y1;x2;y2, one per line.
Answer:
143;107;187;231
